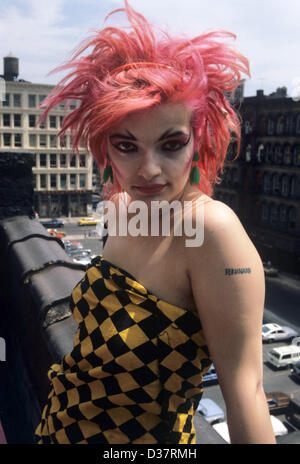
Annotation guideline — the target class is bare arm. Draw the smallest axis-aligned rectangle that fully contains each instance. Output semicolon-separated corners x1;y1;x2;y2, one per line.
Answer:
186;200;276;444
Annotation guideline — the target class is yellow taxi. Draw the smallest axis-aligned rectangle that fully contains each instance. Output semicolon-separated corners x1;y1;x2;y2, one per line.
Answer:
77;217;101;226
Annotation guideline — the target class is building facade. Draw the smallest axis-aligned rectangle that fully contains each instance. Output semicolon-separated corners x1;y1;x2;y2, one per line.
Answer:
214;88;300;275
0;55;93;217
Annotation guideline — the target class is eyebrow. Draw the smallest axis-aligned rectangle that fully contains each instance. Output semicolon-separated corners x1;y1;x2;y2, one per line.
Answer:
109;128;190;142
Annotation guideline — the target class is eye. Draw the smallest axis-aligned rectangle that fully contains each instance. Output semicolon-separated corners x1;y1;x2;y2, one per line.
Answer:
162;140;186;152
113;141;137;153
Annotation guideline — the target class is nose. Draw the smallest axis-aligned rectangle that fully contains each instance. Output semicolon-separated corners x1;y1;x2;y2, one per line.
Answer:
136;150;162;182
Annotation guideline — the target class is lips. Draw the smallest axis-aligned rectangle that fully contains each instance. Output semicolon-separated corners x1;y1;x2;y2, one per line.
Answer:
133;183;167;194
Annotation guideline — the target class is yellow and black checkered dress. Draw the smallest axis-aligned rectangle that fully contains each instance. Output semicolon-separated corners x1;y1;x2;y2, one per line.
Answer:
35;256;212;444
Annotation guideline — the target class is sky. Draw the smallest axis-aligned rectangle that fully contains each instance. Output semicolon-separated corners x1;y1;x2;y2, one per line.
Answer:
0;0;300;98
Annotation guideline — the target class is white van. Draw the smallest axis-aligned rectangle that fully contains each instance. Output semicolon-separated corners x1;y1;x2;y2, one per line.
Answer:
267;345;300;369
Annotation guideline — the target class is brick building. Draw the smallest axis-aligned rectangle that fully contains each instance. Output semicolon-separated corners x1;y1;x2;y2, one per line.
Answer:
214;87;300;275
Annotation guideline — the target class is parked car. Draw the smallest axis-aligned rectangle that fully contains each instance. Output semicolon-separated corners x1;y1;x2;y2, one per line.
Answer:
47;228;67;238
212;415;288;443
262;323;298;343
265;391;291;413
73;256;92;266
64;241;84;256
197;398;225;425
70;249;91;258
203;364;218;385
291;360;300;381
72;249;94;266
77;217;101;226
267;345;300;369
286;393;300;429
40;218;64;228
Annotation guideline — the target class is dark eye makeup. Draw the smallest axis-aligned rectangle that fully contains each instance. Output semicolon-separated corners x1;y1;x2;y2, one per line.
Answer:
111;133;191;154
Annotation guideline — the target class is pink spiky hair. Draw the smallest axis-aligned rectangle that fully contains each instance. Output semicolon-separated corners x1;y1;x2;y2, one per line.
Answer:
39;0;250;198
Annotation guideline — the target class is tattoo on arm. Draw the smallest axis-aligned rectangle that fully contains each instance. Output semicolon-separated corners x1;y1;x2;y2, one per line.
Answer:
225;267;251;276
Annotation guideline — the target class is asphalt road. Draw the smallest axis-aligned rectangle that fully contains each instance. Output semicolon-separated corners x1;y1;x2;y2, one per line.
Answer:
61;222;300;443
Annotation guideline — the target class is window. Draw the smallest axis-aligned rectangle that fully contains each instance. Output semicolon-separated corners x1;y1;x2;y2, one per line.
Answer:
29;134;36;147
281;175;290;197
70;155;76;167
270;203;279;225
49;115;57;128
14;114;21;127
265;144;273;164
270;351;280;359
13;94;21;107
279;204;287;223
59;116;64;128
80;154;86;167
263;172;271;194
29;114;36;127
40;153;47;167
40;174;47;188
39;95;46;105
39;134;47;147
272;173;281;195
276;115;284;135
33;174;37;189
285;115;295;134
50;135;57;148
274;145;283;164
50;174;57;188
3;114;10;126
60;174;67;189
70;174;76;189
267;118;275;135
14;133;22;147
283;145;292;165
60;153;67;167
28;94;36;108
79;174;86;188
3;133;11;146
50;154;57;168
3;93;10;107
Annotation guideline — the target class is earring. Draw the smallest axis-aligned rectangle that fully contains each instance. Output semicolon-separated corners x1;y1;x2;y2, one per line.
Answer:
103;153;114;184
189;151;200;186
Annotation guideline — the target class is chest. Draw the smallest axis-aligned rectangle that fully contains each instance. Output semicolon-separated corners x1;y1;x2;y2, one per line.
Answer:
102;233;197;313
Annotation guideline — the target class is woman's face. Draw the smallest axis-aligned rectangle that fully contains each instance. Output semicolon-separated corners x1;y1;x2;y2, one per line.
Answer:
107;103;196;205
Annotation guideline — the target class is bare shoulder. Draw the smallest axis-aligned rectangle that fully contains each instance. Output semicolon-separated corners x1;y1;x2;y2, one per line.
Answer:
188;198;261;262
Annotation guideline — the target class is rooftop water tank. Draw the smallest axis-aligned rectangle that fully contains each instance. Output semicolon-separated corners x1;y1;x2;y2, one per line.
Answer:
3;53;19;81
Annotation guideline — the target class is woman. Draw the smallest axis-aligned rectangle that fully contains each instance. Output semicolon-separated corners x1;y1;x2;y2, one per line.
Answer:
35;1;276;444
